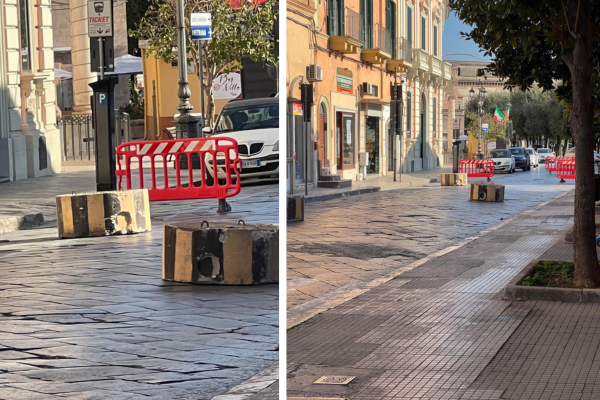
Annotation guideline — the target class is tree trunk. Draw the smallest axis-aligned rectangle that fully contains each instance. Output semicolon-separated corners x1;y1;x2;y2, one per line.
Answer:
564;0;600;288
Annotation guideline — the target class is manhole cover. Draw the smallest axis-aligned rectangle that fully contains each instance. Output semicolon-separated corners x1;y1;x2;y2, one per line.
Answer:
314;376;355;385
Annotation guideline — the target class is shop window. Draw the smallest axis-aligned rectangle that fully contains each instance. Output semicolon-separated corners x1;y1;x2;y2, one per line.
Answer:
336;112;355;168
20;0;32;72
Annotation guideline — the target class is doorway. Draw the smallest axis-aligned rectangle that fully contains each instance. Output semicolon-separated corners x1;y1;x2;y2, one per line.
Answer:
318;102;328;170
420;93;427;170
388;120;394;171
366;116;380;174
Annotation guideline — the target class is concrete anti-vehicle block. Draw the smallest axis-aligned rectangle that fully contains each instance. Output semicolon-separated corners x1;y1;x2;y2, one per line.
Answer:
162;223;278;285
441;173;467;186
56;189;151;238
470;182;505;202
287;195;305;222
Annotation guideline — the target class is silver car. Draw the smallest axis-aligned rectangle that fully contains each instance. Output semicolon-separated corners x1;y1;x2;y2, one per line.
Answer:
536;148;555;163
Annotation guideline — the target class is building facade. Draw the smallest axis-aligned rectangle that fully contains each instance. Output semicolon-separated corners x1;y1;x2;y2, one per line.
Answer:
287;0;452;192
0;0;61;181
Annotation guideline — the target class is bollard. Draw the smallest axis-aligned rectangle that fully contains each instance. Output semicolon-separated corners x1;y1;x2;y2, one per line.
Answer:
441;173;468;186
56;189;151;238
469;182;505;202
162;222;278;285
287;195;305;222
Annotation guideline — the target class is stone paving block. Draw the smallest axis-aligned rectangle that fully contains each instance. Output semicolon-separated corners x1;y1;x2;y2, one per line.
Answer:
56;189;151;238
162;222;278;285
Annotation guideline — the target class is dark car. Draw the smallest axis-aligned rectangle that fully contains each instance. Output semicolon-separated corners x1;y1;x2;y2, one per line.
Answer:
509;147;531;171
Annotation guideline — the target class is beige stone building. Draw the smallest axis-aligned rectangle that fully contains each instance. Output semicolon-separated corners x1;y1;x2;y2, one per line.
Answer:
0;0;61;181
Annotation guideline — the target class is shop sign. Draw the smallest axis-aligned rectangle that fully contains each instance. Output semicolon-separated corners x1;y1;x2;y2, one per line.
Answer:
293;102;302;116
488;141;496;150
336;67;353;94
211;72;242;100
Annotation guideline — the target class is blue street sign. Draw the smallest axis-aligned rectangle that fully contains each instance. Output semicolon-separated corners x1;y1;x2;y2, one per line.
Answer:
191;26;212;40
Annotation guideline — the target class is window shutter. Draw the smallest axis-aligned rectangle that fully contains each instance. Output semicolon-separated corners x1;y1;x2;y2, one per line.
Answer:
433;25;438;56
340;0;345;36
407;6;412;44
328;0;335;36
421;17;426;50
391;1;397;58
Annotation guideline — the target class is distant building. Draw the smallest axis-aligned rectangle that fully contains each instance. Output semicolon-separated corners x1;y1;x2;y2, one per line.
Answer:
0;0;61;181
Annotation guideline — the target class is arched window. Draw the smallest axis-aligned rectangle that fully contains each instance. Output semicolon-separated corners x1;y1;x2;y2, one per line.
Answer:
406;91;412;138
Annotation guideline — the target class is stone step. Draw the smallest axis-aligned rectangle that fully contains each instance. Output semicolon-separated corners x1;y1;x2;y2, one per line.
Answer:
317;179;352;189
319;174;342;182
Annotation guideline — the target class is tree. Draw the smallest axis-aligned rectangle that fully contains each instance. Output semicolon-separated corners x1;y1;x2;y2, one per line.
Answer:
449;0;600;287
130;0;278;123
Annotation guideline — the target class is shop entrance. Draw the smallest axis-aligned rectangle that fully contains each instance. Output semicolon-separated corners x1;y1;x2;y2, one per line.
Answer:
388;120;394;171
366;116;380;174
318;103;328;169
420;93;428;170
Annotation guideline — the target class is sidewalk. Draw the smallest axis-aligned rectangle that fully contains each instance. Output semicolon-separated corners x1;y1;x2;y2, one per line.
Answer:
288;189;600;399
298;167;453;203
0;170;279;399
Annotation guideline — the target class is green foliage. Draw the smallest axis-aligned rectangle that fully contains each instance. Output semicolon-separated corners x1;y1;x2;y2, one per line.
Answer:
130;0;278;121
127;0;152;55
521;261;576;287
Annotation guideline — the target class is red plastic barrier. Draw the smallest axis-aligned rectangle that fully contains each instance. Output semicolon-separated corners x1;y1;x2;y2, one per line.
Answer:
458;159;495;178
115;137;242;202
556;158;576;181
544;156;557;173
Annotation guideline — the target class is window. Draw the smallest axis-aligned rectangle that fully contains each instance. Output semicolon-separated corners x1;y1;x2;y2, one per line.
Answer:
421;16;426;50
387;0;397;58
407;6;412;44
337;112;355;167
433;25;438;56
361;0;373;47
20;0;32;71
406;91;412;138
458;100;462;110
215;103;279;133
328;0;344;36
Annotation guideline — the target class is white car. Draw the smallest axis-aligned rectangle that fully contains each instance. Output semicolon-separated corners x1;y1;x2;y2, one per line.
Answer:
536;148;555;163
489;149;516;173
525;148;539;168
203;97;279;184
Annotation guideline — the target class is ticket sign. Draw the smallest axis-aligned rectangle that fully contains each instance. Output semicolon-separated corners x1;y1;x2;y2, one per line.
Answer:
88;0;112;37
191;13;212;40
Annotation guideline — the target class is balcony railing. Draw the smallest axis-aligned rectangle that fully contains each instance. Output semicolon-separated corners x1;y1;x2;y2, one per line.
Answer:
373;23;392;54
395;38;413;61
430;56;442;76
329;7;363;42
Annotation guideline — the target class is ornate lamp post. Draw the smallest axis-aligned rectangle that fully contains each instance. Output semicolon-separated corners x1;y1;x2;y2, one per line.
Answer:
469;79;487;159
175;0;198;138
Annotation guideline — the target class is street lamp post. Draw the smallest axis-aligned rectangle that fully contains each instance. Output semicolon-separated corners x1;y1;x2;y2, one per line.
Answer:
175;0;198;138
469;80;487;159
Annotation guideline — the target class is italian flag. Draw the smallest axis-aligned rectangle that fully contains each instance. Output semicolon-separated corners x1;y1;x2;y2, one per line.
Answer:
493;106;505;123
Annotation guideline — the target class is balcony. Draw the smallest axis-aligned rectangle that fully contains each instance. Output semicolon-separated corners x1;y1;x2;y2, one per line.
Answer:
386;38;412;73
409;48;430;75
429;55;442;77
361;23;392;64
328;7;364;54
443;62;452;81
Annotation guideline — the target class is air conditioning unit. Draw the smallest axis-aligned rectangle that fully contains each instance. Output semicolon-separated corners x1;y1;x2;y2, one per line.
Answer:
306;65;323;82
361;82;378;97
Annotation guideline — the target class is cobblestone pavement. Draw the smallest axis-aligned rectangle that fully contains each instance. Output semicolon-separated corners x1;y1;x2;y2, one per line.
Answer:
288;167;574;324
288;171;600;399
0;172;279;399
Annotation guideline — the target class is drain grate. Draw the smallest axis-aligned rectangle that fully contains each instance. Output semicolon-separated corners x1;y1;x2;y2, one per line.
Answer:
314;376;355;385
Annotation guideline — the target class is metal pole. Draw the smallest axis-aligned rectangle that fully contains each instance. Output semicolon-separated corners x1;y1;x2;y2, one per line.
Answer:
477;105;482;159
198;41;205;130
98;38;104;80
152;81;158;139
175;0;193;138
397;76;403;181
393;68;397;182
304;119;308;197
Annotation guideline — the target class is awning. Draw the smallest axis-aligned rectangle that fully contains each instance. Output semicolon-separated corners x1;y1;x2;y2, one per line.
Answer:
106;54;143;75
54;69;73;79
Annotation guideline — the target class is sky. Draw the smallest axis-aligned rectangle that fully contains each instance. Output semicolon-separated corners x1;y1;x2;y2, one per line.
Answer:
442;11;491;62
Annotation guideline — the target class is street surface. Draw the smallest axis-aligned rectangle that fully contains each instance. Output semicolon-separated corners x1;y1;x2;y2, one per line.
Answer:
287;166;599;399
0;170;278;400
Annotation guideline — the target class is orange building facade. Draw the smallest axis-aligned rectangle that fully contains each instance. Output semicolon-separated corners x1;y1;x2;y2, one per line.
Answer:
287;0;452;191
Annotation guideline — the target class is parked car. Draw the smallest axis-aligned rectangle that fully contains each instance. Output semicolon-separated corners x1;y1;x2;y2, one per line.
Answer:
489;149;516;174
525;148;539;168
509;147;531;171
536;148;555;163
203;97;279;184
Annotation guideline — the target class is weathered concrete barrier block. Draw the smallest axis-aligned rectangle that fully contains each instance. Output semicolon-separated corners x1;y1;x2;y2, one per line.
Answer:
287;195;304;222
441;173;467;186
162;222;278;285
469;182;505;202
56;189;151;238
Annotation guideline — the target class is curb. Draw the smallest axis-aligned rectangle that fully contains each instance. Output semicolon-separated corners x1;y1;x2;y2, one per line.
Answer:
304;187;381;203
211;362;278;400
287;189;574;329
0;213;44;235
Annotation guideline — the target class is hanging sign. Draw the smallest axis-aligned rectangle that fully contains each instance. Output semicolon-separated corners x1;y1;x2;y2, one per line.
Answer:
190;13;212;40
488;142;496;150
88;0;113;37
211;72;242;100
336;68;353;94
